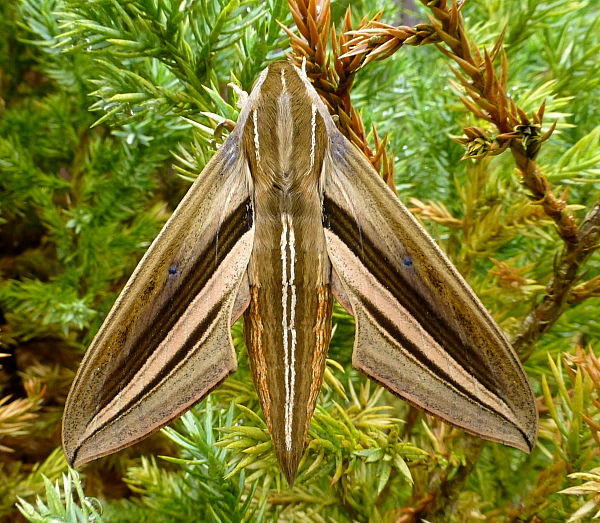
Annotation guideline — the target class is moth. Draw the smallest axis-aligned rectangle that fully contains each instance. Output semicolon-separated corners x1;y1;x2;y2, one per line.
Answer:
63;61;538;485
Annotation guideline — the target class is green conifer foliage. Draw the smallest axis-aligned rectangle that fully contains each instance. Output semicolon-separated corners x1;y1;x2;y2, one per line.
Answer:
1;0;599;521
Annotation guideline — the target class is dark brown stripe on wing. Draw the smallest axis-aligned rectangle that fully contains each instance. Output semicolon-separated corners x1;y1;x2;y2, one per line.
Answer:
94;198;253;414
322;194;503;400
86;301;224;442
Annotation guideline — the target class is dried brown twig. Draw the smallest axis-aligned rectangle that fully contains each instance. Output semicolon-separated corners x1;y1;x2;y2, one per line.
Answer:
341;0;600;358
342;1;570;239
512;201;600;357
280;0;396;190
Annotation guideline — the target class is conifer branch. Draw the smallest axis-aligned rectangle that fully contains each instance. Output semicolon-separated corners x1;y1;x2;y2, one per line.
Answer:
513;200;600;357
281;0;396;189
343;0;577;244
341;0;600;359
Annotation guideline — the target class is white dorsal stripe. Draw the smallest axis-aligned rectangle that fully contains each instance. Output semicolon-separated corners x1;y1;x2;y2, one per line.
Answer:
280;212;297;450
289;215;297;431
309;103;317;172
252;109;260;163
280;212;289;444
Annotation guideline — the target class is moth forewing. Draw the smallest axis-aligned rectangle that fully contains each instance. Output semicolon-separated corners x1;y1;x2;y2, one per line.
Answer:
62;127;255;468
62;61;537;486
